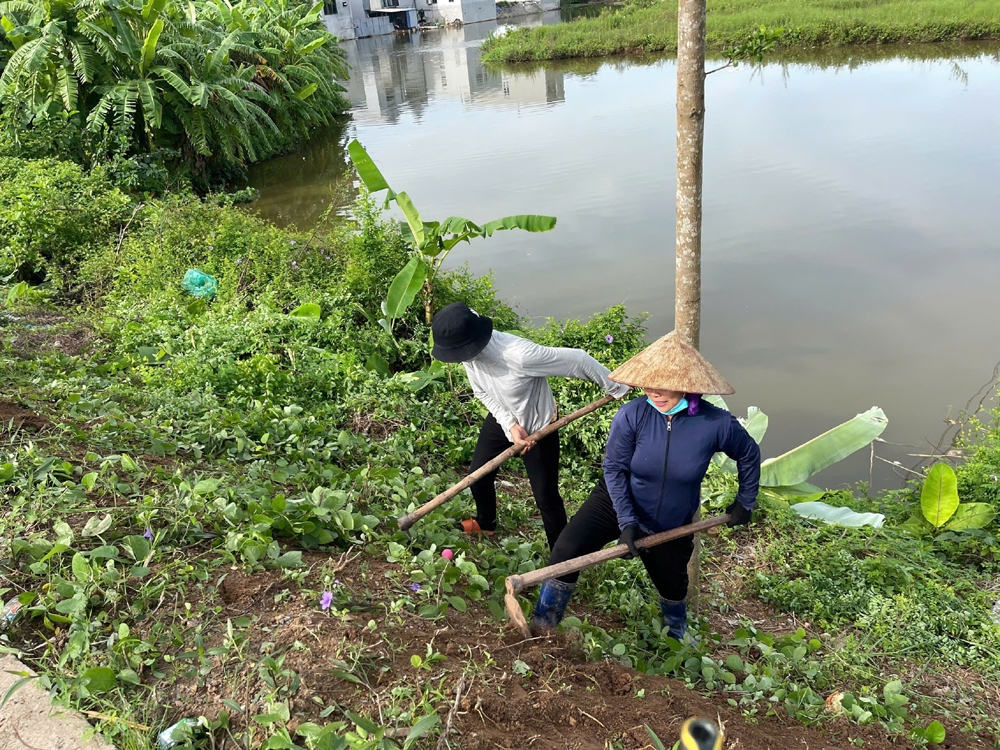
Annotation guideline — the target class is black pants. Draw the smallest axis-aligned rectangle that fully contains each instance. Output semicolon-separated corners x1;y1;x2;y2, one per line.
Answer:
470;414;566;549
548;477;694;601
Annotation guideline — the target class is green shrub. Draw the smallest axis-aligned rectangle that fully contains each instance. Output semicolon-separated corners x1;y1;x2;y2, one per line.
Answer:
0;158;131;287
0;0;349;174
753;499;1000;671
956;412;1000;509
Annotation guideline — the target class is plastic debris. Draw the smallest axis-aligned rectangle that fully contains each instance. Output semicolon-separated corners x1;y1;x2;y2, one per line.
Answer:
157;718;203;749
0;598;23;631
181;269;218;300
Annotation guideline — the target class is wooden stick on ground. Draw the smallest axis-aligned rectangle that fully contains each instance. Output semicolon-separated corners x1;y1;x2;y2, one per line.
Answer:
396;395;616;531
435;673;466;750
503;514;731;638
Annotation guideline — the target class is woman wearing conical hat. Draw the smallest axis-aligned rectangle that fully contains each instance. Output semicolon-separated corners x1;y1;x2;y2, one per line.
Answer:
530;332;761;640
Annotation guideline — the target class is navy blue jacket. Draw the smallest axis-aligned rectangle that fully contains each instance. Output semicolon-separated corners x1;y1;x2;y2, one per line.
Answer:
603;398;761;533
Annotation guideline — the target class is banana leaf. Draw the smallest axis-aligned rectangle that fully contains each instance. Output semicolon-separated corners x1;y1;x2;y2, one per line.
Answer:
942;502;996;531
920;462;959;528
347;139;396;203
762;482;823;499
759;407;887;487
384;257;427;320
714;405;768;473
792;501;885;529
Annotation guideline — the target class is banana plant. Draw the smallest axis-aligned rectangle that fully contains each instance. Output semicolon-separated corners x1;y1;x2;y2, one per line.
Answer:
707;397;889;497
1;0;347;167
347;139;557;328
899;462;996;537
0;0;97;116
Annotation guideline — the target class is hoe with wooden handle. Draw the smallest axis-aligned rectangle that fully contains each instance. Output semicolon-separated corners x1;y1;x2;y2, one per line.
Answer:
503;514;731;638
396;394;617;532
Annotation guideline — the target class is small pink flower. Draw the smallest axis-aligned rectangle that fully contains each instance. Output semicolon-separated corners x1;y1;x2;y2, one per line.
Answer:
320;592;333;610
441;549;454;561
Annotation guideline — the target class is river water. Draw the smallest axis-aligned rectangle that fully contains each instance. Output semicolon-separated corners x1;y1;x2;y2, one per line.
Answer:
249;21;1000;489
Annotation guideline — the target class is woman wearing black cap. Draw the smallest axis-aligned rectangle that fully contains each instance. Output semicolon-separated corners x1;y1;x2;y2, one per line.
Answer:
431;302;629;549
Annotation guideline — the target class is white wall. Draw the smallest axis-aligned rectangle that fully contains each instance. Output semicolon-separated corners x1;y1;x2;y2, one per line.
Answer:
423;0;496;24
534;0;559;10
323;9;357;40
349;0;367;21
354;14;393;36
423;0;462;25
461;0;495;22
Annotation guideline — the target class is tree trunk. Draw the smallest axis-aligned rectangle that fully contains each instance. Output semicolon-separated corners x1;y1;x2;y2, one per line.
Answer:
424;277;434;325
675;0;706;351
675;0;707;609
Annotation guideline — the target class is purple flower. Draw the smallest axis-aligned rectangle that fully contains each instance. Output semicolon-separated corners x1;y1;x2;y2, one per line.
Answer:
208;245;214;251
409;583;421;592
236;258;242;265
291;261;298;268
143;527;153;541
334;579;341;586
320;592;333;611
290;240;297;246
605;334;614;343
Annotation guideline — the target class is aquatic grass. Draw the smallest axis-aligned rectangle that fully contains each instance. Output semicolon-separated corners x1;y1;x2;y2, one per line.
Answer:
482;0;1000;63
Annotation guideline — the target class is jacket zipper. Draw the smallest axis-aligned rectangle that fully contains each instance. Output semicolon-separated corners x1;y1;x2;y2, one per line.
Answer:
653;414;673;524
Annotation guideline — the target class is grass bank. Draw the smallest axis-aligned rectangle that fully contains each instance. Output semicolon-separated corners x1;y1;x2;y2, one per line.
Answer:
481;0;1000;63
1;157;999;748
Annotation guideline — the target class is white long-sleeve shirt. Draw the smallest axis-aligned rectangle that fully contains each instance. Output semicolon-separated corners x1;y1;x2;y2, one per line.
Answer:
464;331;631;440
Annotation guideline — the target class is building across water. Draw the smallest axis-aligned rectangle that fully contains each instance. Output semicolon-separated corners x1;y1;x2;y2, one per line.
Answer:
323;0;558;39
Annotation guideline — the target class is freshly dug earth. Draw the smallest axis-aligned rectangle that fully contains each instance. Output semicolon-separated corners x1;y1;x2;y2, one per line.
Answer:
0;400;49;431
149;553;991;750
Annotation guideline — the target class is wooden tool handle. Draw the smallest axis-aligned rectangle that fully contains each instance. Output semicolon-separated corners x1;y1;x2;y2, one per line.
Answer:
397;394;617;531
505;514;730;595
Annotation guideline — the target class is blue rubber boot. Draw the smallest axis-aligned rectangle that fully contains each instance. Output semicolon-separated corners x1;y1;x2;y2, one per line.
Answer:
531;579;576;633
659;597;688;641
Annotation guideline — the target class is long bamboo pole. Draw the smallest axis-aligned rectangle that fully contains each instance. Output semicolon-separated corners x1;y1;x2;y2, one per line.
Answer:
504;514;730;638
396;394;617;531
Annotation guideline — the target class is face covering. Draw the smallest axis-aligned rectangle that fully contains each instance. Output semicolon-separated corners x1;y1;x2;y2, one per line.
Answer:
647;396;688;416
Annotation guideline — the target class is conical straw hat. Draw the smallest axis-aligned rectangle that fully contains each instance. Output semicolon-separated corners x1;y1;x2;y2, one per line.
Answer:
609;331;734;395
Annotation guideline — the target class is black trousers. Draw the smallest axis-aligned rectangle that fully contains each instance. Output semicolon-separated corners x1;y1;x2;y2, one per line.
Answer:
547;477;694;601
470;414;566;549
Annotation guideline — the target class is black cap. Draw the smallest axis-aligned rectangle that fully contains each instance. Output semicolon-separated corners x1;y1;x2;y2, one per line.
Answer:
431;303;493;363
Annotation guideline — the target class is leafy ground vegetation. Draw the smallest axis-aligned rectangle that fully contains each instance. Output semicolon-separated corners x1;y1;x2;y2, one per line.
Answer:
0;157;999;749
481;0;1000;63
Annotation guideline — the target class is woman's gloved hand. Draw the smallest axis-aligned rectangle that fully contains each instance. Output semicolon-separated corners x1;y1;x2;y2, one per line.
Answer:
618;524;644;559
725;501;753;527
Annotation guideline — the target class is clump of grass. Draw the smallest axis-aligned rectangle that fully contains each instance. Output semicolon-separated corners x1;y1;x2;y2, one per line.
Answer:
481;0;1000;63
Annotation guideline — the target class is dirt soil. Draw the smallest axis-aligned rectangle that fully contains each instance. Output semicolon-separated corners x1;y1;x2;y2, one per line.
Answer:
149;549;994;750
2;308;96;358
0;400;50;431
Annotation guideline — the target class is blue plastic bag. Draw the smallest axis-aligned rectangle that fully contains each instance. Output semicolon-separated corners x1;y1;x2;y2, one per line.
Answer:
181;268;217;299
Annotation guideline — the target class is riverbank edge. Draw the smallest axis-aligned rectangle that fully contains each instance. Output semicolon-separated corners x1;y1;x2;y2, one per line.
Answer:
482;6;1000;63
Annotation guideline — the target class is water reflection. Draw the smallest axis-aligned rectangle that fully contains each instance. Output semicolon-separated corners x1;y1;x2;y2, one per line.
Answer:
343;17;566;126
248;39;1000;487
